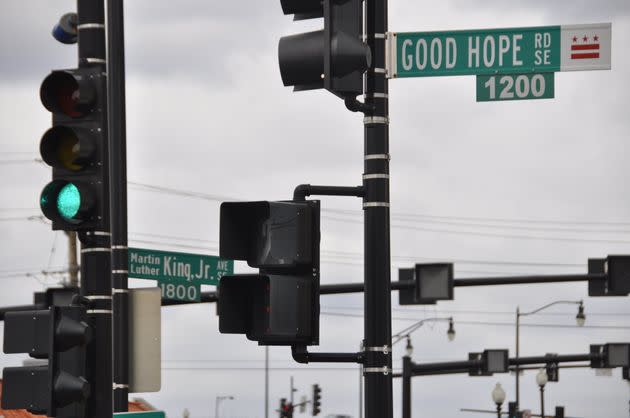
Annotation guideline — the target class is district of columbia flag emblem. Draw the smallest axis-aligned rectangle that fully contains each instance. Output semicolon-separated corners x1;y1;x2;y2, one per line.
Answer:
571;35;600;60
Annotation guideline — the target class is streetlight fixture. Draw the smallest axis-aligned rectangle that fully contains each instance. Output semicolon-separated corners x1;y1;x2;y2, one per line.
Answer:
536;368;548;418
405;336;414;357
215;395;234;418
491;383;506;418
447;318;456;341
392;316;455;346
515;300;584;407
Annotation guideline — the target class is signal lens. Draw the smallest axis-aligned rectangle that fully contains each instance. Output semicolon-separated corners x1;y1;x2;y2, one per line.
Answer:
56;183;81;220
40;72;93;118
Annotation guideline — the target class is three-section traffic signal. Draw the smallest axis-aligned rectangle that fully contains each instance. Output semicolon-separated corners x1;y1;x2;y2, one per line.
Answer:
39;67;108;231
1;304;91;417
312;383;321;416
278;0;371;98
218;200;320;345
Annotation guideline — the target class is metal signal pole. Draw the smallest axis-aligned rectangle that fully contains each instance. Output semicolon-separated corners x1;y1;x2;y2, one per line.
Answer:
76;0;112;416
363;1;392;418
106;0;130;411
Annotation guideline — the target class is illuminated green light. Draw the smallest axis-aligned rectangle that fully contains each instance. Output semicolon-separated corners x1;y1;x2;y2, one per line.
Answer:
57;183;81;220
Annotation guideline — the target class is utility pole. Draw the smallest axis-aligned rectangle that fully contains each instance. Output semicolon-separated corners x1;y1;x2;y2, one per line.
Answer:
363;1;393;418
65;231;79;287
106;0;130;411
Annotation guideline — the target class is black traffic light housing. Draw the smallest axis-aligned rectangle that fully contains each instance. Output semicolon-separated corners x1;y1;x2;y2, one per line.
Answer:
279;398;293;418
588;256;630;296
399;263;454;305
39;67;109;231
590;343;630;368
555;406;565;418
312;383;321;416
278;0;371;98
545;354;559;382
1;304;91;417
218;200;320;345
468;349;509;376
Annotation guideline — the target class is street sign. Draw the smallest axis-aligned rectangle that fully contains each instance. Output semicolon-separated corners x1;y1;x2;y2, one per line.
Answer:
388;23;611;78
128;247;234;302
477;72;554;102
129;247;233;284
114;412;165;418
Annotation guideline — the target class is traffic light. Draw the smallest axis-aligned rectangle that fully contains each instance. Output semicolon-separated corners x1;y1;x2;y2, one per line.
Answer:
545;354;559;382
468;350;509;376
590;343;630;368
279;398;293;418
39;67;108;231
555;406;565;418
1;304;91;417
312;383;321;416
399;263;454;305
218;200;320;345
588;256;630;296
278;0;371;98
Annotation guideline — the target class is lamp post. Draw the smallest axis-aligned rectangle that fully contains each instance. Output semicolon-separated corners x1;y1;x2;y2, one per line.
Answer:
215;395;234;418
491;383;506;418
515;300;584;407
536;369;548;418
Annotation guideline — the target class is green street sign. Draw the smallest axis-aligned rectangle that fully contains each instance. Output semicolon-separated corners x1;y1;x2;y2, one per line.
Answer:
476;72;555;102
114;412;165;418
388;23;611;78
128;247;234;302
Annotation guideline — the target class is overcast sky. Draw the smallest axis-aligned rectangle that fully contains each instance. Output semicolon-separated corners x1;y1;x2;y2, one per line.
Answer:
1;1;629;418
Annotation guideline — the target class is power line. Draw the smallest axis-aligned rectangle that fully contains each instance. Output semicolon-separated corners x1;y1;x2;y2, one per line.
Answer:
320;311;630;329
321;306;630;317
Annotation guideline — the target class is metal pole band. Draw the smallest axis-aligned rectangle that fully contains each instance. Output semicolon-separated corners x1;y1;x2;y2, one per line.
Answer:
364;346;391;354
111;245;128;250
112;289;129;294
82;247;111;253
84;295;112;301
363;202;390;208
87;309;113;314
364;153;390;160
112;270;129;274
369;68;387;74
78;23;105;29
86;58;107;64
364;93;388;99
86;231;111;236
363;367;392;375
362;33;387;40
363;174;389;180
364;116;389;125
113;384;129;390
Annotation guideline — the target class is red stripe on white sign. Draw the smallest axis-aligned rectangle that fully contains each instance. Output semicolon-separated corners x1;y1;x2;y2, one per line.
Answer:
571;44;600;51
571;53;600;59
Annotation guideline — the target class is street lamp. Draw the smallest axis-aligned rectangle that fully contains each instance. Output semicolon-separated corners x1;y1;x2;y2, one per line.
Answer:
491;383;506;418
447;318;456;341
215;395;234;418
515;300;584;407
392;316;456;346
405;336;414;357
536;369;548;418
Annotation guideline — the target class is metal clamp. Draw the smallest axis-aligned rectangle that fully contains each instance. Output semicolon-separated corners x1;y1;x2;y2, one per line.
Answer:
362;174;389;180
112;288;129;294
86;58;106;64
111;270;129;274
363;202;390;209
364;92;388;99
77;23;105;30
81;247;111;253
84;295;112;301
362;33;387;41
363;116;389;125
85;231;111;237
111;245;128;250
113;383;129;390
87;309;112;315
364;153;390;161
364;345;391;355
363;366;392;375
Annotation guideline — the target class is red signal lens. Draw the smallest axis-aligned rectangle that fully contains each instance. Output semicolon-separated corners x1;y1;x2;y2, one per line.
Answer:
40;71;94;118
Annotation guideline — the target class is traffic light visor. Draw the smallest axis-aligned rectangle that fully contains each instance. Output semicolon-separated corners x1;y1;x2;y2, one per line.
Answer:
40;71;95;117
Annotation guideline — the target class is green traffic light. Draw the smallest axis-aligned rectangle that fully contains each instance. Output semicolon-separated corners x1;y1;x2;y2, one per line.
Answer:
56;183;81;220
